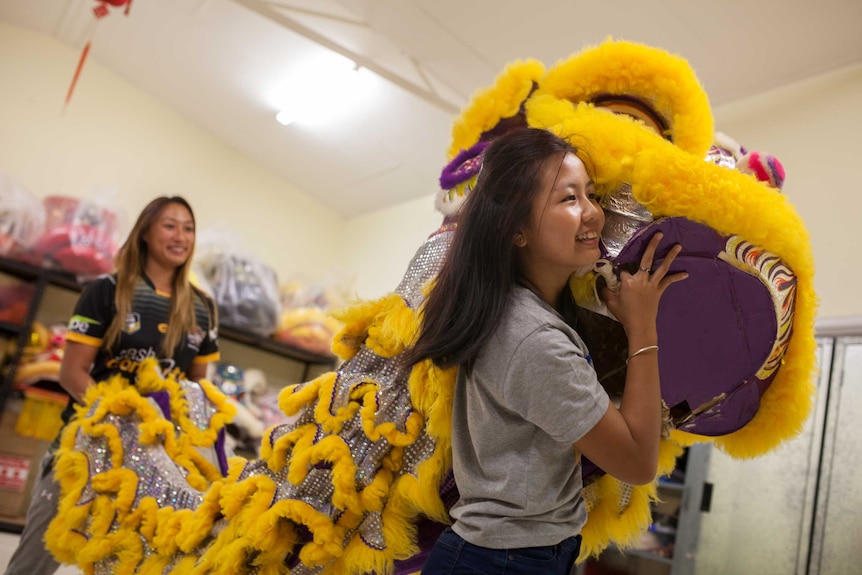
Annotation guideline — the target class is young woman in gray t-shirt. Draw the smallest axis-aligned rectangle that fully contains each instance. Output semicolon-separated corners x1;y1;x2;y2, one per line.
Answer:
411;127;687;575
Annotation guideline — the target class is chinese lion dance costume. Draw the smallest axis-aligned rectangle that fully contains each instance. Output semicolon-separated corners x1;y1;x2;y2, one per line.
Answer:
46;39;816;574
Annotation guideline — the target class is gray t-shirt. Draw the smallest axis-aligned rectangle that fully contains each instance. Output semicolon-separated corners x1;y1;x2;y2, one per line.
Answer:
450;285;610;549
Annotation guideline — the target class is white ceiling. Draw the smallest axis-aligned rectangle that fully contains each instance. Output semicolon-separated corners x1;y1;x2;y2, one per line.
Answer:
2;0;862;217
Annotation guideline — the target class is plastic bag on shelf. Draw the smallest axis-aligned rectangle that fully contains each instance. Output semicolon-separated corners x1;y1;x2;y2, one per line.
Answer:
279;270;354;311
29;191;125;279
274;271;354;356
193;227;280;337
273;306;341;356
0;173;46;259
0;277;36;325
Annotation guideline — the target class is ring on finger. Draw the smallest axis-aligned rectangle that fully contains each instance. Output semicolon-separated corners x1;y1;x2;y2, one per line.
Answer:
639;265;652;274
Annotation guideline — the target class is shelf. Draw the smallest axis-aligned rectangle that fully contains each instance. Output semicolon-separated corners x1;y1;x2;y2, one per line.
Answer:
658;480;685;493
606;544;674;565
0;257;43;281
0;515;25;534
0;257;81;291
218;325;335;366
0;256;336;367
626;548;674;565
0;321;23;336
651;523;677;535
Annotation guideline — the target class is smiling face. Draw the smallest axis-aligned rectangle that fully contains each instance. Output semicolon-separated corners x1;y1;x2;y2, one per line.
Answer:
142;201;195;273
517;151;604;293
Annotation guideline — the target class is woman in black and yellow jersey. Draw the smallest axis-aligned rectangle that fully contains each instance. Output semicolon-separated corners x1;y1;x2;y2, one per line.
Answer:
5;196;219;575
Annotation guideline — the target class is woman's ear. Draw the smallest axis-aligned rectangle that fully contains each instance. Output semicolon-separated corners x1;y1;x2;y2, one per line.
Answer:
513;233;526;247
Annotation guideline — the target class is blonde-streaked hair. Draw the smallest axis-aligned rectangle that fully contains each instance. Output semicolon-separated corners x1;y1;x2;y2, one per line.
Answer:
104;196;214;358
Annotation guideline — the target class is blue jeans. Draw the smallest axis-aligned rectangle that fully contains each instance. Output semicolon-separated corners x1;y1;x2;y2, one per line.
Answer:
421;527;582;575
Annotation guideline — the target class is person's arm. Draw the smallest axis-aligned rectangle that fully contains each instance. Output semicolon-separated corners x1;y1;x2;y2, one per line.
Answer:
59;340;99;403
186;361;209;383
62;276;115;402
574;233;687;485
187;292;219;383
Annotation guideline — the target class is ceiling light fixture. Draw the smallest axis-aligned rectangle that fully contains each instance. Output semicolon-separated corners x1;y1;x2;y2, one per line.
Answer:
273;54;367;127
236;0;459;115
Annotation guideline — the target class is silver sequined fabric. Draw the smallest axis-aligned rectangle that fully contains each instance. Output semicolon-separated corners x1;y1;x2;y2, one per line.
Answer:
600;183;653;258
73;224;455;574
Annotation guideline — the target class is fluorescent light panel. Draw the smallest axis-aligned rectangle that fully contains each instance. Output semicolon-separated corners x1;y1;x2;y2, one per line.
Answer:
273;53;370;126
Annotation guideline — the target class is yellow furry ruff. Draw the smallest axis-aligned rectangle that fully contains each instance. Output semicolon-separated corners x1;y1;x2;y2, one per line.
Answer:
445;38;817;561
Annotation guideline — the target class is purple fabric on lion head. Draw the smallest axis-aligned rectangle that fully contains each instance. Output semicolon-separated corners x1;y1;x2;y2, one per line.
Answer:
439;140;490;190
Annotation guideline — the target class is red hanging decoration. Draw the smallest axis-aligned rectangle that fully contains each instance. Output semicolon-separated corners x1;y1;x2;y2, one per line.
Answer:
95;0;132;17
65;41;92;107
92;4;109;18
64;0;133;110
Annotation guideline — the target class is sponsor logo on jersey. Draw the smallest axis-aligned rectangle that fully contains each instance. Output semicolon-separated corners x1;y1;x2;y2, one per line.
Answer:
106;346;158;372
123;312;141;334
68;314;100;334
158;323;169;334
187;327;204;351
104;348;185;380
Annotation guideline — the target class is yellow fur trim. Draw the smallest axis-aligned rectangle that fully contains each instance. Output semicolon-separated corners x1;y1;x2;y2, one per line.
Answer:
447;59;545;159
278;375;324;417
365;297;419;358
579;474;654;559
44;447;91;564
330;293;409;360
528;95;818;459
535;38;714;157
630;145;818;458
408;359;456;439
526;76;815;552
46;364;237;571
578;435;684;560
527;96;665;193
569;271;598;307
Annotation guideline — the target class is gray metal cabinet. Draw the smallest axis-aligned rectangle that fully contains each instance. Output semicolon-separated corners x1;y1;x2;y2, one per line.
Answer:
695;333;862;575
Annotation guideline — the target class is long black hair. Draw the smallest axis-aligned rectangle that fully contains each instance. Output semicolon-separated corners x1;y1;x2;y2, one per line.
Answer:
408;127;590;370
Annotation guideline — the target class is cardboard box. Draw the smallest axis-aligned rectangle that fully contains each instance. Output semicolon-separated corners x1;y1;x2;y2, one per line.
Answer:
0;398;51;520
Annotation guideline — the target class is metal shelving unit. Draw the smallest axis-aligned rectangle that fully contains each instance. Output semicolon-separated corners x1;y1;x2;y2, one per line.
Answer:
0;255;337;533
579;443;712;575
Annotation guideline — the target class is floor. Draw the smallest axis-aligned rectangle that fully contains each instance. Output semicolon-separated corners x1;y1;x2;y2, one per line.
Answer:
0;531;81;574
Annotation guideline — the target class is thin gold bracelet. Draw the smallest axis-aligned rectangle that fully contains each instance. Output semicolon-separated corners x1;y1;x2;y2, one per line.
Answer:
626;345;659;365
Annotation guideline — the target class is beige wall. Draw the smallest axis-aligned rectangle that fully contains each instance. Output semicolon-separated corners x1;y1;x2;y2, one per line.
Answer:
0;22;343;283
338;193;444;300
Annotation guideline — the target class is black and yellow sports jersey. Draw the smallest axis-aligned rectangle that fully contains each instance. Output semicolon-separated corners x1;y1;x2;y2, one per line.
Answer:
61;274;220;424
